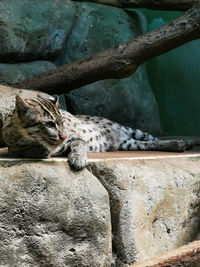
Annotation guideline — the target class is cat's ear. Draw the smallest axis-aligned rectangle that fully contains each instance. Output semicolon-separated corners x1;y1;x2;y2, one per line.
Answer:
15;95;31;115
49;95;59;108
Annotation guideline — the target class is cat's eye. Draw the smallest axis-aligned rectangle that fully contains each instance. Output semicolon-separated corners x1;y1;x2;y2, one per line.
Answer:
45;121;56;128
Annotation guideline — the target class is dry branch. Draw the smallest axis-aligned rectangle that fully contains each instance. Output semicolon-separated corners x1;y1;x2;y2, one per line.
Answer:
128;240;200;267
75;0;200;11
13;4;200;95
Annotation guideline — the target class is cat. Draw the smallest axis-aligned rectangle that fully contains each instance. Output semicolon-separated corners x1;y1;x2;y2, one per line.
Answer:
2;94;187;171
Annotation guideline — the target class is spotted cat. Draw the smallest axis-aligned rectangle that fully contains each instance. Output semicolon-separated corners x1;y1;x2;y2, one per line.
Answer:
2;95;187;170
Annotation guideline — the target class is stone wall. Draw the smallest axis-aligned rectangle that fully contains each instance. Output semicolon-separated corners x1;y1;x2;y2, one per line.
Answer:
0;151;200;266
89;156;200;266
0;158;111;267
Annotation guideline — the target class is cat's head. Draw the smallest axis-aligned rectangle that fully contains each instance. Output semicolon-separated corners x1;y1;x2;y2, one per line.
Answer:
3;94;66;158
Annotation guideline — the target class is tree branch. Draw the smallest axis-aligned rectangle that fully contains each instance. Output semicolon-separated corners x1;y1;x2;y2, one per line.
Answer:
12;4;200;95
129;240;200;267
75;0;200;11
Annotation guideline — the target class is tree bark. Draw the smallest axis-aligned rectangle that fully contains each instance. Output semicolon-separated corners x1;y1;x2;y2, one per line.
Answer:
128;240;200;267
75;0;200;11
13;4;200;95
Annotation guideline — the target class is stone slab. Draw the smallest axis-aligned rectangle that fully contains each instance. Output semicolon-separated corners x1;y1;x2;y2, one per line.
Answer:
88;151;200;266
1;149;200;266
0;158;111;267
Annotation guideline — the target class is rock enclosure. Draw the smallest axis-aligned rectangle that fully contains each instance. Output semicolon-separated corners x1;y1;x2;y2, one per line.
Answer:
89;158;200;266
0;150;200;266
0;0;200;266
0;159;111;267
0;0;161;135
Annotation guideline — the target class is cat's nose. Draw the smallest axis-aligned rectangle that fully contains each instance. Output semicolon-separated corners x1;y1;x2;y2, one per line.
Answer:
59;135;67;140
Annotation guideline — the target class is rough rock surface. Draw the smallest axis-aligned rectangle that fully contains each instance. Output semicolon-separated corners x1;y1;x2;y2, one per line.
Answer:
0;61;56;85
88;156;200;266
129;240;200;267
0;0;76;62
0;159;111;267
0;149;200;266
63;3;161;135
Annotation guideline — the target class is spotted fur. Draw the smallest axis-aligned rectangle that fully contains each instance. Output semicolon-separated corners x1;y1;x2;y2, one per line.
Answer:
2;95;186;170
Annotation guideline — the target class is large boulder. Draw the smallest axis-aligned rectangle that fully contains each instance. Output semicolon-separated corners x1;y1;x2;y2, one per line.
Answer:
0;149;200;266
62;3;161;135
89;155;200;266
0;158;111;267
0;0;75;62
0;61;56;85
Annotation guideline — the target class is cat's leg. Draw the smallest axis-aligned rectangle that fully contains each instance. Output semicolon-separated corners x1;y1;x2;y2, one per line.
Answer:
51;134;88;171
119;139;186;152
124;128;194;151
129;129;195;151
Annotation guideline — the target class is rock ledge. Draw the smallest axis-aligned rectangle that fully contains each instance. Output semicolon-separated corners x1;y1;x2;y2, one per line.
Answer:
0;149;200;266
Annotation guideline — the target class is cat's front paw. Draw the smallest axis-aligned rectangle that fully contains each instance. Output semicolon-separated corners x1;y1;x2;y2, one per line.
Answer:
68;150;88;171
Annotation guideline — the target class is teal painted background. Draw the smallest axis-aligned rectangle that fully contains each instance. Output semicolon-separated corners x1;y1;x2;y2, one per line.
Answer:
139;10;200;136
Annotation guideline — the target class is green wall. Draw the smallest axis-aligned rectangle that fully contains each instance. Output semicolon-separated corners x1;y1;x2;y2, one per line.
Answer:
140;10;200;136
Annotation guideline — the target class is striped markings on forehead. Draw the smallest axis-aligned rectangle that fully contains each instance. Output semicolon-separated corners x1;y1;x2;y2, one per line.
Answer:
27;97;62;122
